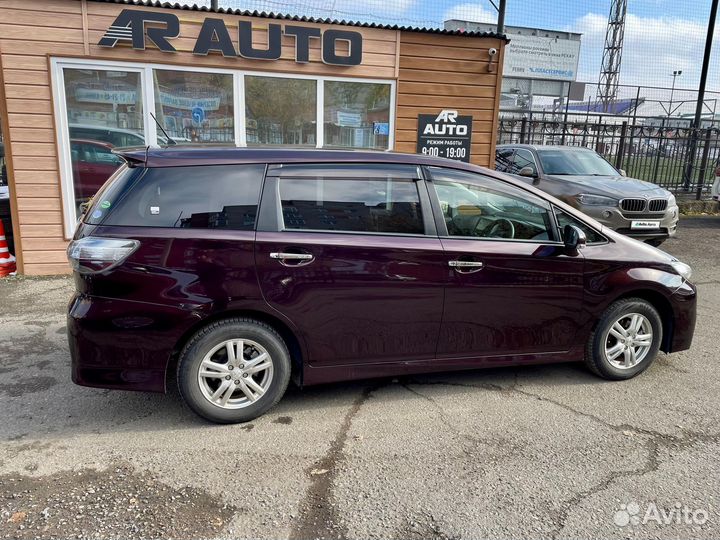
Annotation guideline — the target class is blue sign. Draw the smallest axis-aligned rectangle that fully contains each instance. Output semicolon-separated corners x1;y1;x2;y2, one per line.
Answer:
191;106;205;125
373;122;389;136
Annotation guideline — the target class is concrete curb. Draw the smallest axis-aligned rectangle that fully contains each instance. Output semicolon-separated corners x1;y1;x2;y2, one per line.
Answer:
678;200;720;215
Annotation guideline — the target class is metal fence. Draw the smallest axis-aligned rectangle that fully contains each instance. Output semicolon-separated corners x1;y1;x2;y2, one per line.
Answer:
497;115;720;199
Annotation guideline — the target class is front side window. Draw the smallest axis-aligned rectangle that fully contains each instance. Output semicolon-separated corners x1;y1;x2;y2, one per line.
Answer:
279;177;424;234
323;81;391;150
429;167;553;241
510;149;538;175
153;70;234;145
96;164;265;230
555;209;606;244
245;76;316;146
495;148;514;172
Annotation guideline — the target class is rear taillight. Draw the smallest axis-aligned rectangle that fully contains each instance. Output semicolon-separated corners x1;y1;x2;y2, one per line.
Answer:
67;237;139;274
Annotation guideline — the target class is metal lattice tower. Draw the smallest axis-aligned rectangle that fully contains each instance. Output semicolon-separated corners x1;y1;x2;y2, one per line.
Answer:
596;0;628;112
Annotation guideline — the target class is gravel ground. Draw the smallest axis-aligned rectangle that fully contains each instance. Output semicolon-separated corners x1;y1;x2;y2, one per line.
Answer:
0;216;719;540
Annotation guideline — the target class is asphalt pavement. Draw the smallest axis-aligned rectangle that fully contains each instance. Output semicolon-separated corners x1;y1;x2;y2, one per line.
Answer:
1;216;719;540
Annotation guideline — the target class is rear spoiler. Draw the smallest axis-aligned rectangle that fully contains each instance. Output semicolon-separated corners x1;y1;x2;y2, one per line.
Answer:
112;146;149;167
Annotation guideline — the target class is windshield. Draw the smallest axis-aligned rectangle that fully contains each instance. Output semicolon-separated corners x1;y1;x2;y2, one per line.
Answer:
537;148;619;176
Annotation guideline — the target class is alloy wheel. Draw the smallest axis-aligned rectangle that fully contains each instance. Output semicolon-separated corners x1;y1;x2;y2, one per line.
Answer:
197;339;274;409
603;313;654;369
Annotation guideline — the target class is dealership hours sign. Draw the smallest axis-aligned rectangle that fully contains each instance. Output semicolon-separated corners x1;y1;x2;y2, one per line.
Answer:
416;110;472;163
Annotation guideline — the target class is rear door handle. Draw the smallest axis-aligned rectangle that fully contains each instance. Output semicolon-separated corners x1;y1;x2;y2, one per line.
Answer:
448;260;484;273
270;252;315;266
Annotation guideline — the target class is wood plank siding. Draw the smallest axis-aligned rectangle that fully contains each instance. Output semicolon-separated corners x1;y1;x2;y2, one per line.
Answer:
395;32;504;166
0;0;504;275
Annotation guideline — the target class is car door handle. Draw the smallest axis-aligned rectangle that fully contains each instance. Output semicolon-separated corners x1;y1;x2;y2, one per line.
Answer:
448;260;484;273
270;252;315;266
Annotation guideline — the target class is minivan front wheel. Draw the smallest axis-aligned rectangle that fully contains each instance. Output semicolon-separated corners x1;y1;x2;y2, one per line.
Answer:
585;298;663;380
178;319;291;423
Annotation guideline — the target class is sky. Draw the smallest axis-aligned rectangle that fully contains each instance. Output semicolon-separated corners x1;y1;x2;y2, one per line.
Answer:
218;0;720;96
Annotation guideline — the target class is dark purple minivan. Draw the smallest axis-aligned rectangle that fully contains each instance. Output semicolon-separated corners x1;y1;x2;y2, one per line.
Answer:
67;148;697;423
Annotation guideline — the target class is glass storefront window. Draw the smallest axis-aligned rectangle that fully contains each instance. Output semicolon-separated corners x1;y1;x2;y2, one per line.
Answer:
56;60;396;238
323;81;391;150
153;70;234;145
245;76;316;146
63;68;144;213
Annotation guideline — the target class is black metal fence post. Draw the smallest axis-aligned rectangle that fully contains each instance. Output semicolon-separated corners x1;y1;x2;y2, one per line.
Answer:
615;121;628;170
520;117;528;144
696;128;714;200
652;118;666;185
594;116;603;153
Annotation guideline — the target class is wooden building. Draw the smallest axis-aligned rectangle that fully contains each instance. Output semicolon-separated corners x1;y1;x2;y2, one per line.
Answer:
0;0;506;275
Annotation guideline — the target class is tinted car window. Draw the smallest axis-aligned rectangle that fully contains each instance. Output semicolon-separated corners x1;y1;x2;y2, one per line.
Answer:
510;149;538;175
94;164;264;230
495;148;514;172
429;167;553;241
84;165;142;223
279;177;424;234
555;209;606;244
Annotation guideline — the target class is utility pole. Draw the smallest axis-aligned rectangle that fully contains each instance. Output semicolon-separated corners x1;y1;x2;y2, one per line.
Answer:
211;0;219;10
669;70;682;119
497;0;506;35
683;0;718;191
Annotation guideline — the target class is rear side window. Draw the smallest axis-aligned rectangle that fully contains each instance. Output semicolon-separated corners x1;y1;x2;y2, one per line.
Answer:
84;165;142;225
279;177;424;234
555;209;606;244
94;164;265;230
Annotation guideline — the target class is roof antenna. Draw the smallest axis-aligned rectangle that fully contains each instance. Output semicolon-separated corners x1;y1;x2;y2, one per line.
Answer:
150;112;176;146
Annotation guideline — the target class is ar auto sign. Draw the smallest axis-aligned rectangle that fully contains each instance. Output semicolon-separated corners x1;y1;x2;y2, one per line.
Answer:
99;9;363;66
416;110;472;163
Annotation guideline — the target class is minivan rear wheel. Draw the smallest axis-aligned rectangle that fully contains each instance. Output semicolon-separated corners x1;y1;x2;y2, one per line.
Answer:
584;298;663;380
177;318;291;423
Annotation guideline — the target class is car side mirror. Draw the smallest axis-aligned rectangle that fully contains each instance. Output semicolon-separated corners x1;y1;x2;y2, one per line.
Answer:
619;169;627;177
519;166;537;178
563;224;587;252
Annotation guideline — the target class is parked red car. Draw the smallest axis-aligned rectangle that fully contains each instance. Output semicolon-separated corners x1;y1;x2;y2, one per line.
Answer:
71;139;124;203
67;148;696;423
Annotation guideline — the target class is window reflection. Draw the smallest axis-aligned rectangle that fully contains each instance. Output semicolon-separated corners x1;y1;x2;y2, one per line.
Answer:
324;81;391;150
63;68;144;213
153;70;234;144
245;76;316;146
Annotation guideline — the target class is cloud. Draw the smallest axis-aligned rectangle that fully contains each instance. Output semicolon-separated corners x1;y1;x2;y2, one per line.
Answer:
573;11;720;96
443;2;497;24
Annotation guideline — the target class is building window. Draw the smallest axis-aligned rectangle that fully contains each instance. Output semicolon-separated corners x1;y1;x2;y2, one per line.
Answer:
323;81;391;150
245;76;317;146
62;68;144;213
153;70;234;145
54;59;395;238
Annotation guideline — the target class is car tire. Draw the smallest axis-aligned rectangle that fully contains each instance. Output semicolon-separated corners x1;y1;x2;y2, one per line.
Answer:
584;298;663;380
177;318;291;423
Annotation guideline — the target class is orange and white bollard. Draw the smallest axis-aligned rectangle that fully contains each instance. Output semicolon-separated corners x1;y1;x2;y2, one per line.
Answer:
0;219;16;277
